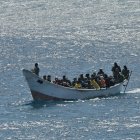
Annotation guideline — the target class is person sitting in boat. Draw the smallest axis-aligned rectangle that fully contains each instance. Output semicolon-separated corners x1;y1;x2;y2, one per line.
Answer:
43;75;47;80
90;76;100;90
78;74;86;88
32;63;40;76
47;75;51;82
53;77;60;84
97;69;105;76
78;74;84;81
104;74;110;88
43;75;51;82
112;67;121;81
92;72;100;83
112;62;121;78
115;72;125;83
87;80;91;89
74;80;81;89
61;75;71;87
108;76;115;86
85;73;90;80
82;74;90;88
72;78;77;87
99;75;106;88
85;73;90;82
91;72;96;79
122;65;129;79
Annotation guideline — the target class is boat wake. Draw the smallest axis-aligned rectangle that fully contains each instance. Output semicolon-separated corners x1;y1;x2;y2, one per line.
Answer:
126;88;140;94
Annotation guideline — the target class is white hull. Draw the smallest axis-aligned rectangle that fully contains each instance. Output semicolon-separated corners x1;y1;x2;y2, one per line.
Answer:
23;69;124;101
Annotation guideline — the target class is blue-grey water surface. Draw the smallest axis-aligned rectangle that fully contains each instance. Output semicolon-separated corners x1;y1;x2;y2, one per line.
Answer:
0;0;140;139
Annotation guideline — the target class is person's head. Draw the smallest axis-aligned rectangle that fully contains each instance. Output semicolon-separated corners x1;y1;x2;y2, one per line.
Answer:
43;75;47;80
55;77;58;81
35;63;38;67
104;74;108;78
124;65;127;69
47;75;51;80
63;75;66;80
91;74;95;79
78;78;81;82
99;69;103;72
73;78;77;81
85;73;89;78
114;62;118;66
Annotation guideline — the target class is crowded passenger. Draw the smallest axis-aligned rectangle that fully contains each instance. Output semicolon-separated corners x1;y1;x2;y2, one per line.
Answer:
112;62;121;79
47;75;51;82
33;62;129;89
43;75;51;82
97;69;105;76
85;73;90;81
115;72;125;83
77;74;85;87
112;62;121;72
82;73;90;88
122;65;129;79
110;76;116;86
87;80;91;89
104;74;110;88
91;72;96;79
32;63;40;76
79;74;84;81
71;78;77;87
74;80;82;88
53;77;61;85
62;75;71;87
90;76;100;90
43;75;47;80
98;76;106;88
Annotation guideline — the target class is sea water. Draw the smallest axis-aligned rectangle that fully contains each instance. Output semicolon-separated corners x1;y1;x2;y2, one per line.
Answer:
0;0;140;139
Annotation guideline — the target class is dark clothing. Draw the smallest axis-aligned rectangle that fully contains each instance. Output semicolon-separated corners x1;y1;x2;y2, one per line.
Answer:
72;78;77;87
72;81;76;87
61;76;71;87
47;75;51;82
34;66;40;76
43;75;47;80
97;69;104;76
115;73;124;83
32;63;40;76
112;63;121;80
112;63;121;72
122;67;129;79
110;79;115;86
112;65;121;72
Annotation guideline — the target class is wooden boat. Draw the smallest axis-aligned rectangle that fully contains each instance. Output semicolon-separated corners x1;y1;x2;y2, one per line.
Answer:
22;69;125;101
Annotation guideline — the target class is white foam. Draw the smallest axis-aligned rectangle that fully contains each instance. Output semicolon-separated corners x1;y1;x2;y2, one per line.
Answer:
127;88;140;94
